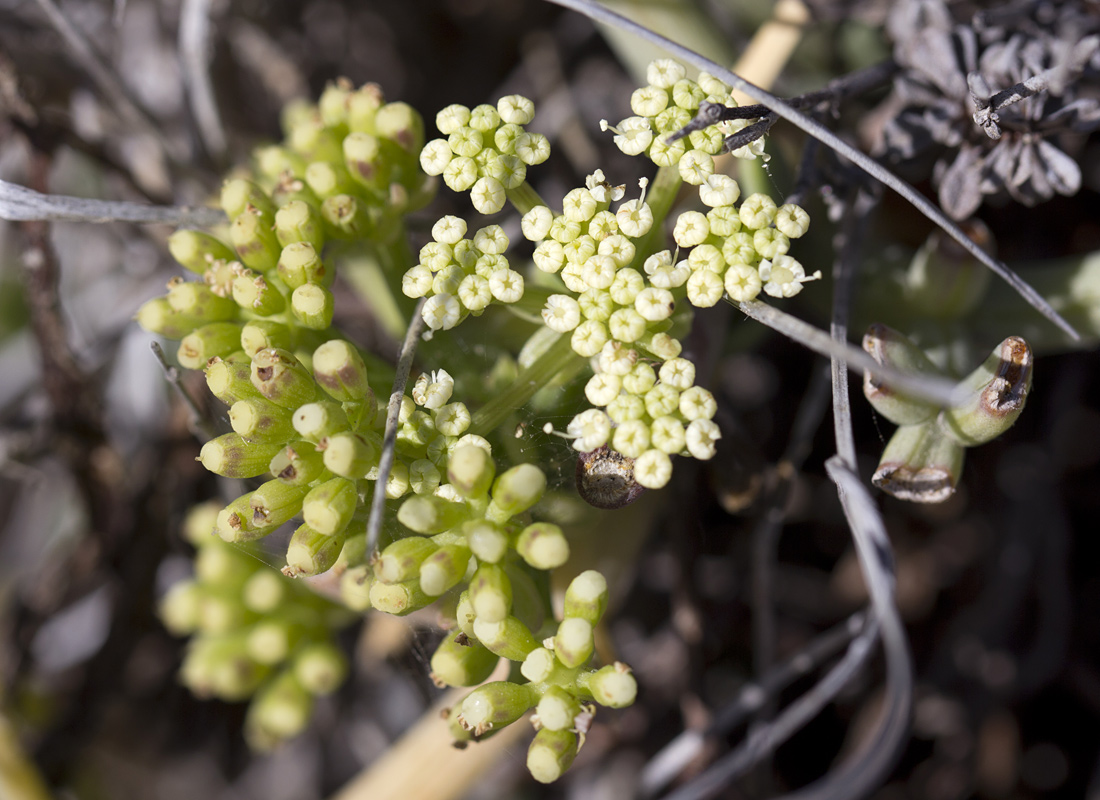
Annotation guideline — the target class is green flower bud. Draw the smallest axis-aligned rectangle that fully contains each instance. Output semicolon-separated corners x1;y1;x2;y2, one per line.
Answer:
246;618;304;665
941;336;1033;447
254;144;306;182
377;536;438;584
288;112;344;163
487;464;546;522
302;476;358;536
214;492;264;542
272;177;322;214
369;577;433;616
206;352;260;405
221;178;275;220
251;348;318;409
240;320;293;358
177;322;244;370
181;501;220;546
232;270;286;316
520;647;557;684
199;433;285;479
473;616;541;660
274;199;325;251
242;569;288;614
376;101;425;155
167;279;239;321
244;670;313;750
578;662;637;708
469;563;512;624
182;634;268;701
135;297;209;339
447;444;496;499
343;132;390;195
563;570;608;626
277;242;332;289
160;580;202;634
269;441;327;485
231;207;282;273
397;494;471;535
291;283;335;330
347;82;384;133
285;524;346;577
250;479;310;528
862;323;942;426
527;729;579;784
293;641;348;695
317;80;352;128
194;542;253;587
168;230;237;274
515;522;569;570
305;161;358;199
458;680;539;737
312;340;370;402
430;633;500;687
320;431;377;479
321;194;373;240
535;685;582;732
553;617;594;669
463;520;509;564
455;590;476;639
420;543;472;596
197;587;255;634
228;396;293;444
340;564;373;611
293;400;350;443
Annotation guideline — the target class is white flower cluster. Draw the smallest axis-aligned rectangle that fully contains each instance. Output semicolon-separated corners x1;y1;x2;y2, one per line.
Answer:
534;169;815;489
420;95;549;214
669;182;819;307
402;216;524;331
601;59;738;182
566;352;721;490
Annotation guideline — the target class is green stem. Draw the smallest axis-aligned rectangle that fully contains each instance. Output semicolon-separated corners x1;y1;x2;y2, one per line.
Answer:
339;224;417;340
507;181;549;216
471;333;583;436
628;164;681;267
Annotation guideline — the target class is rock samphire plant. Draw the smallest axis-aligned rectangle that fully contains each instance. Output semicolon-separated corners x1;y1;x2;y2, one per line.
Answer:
141;59;831;782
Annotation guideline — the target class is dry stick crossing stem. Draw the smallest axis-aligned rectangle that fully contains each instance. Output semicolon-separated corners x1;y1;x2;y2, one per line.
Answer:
544;0;1080;342
737;299;961;407
366;298;427;558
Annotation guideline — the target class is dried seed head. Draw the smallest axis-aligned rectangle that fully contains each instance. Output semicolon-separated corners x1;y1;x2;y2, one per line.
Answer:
575;446;646;509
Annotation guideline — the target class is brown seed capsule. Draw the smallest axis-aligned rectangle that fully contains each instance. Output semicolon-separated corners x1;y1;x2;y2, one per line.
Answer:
575;446;646;509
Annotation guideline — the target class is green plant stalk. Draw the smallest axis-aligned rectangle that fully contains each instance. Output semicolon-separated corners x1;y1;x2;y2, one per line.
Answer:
470;333;583;436
506;181;547;216
628;164;681;265
339;226;418;340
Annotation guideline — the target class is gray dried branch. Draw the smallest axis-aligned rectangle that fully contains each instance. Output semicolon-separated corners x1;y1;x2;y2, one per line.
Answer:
736;299;960;408
365;298;427;559
0;178;225;226
179;0;228;160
